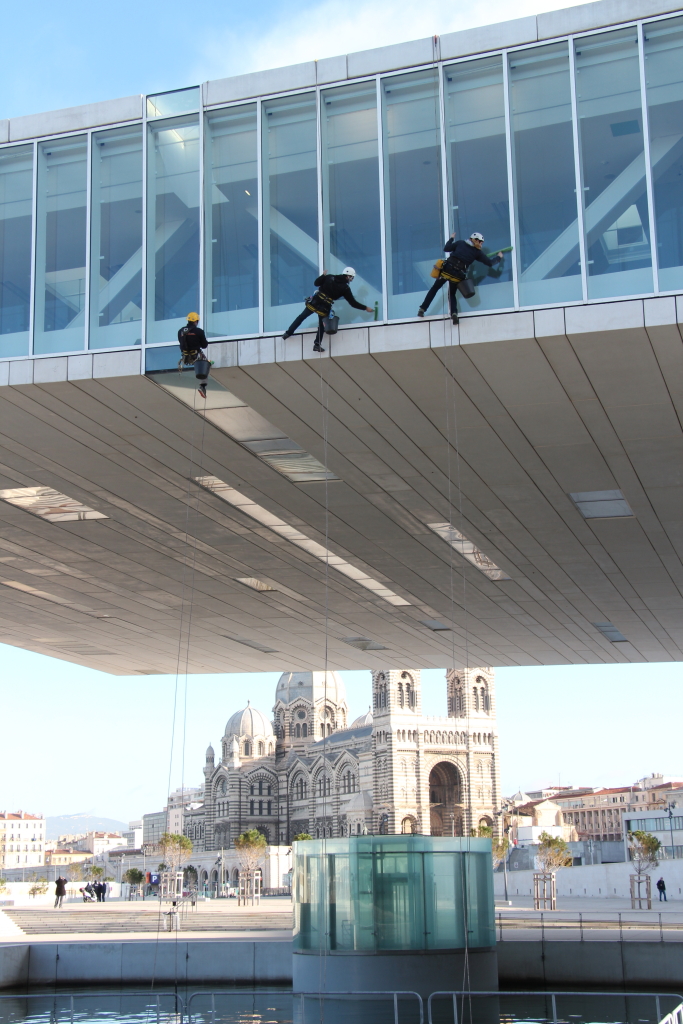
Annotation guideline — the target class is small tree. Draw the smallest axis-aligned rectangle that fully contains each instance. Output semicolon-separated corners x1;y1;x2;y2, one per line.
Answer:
536;831;573;871
628;830;660;875
0;878;7;894
184;864;198;887
28;880;49;897
470;824;492;838
123;868;145;886
491;836;510;871
235;829;267;903
158;833;193;873
90;866;104;880
292;833;314;842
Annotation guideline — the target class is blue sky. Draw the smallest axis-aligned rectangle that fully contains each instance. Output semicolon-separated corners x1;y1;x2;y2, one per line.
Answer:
2;642;682;823
0;0;575;122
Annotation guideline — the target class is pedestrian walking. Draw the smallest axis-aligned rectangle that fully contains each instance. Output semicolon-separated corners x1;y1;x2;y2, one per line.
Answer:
54;875;67;909
657;877;667;901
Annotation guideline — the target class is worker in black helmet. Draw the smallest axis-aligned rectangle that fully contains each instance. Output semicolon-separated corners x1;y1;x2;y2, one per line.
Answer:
282;267;374;352
418;233;503;325
178;312;208;368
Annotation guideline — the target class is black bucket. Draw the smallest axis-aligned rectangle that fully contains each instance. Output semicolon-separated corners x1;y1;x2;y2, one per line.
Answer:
457;278;476;299
322;315;339;335
194;358;211;382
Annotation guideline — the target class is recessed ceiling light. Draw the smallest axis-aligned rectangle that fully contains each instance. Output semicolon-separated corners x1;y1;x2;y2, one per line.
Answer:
427;523;510;580
222;635;278;653
593;621;627;643
342;636;387;651
0;486;107;522
422;619;451;631
235;577;276;592
197;475;410;606
569;490;633;519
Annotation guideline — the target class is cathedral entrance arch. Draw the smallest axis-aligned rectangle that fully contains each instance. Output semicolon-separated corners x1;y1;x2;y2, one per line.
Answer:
429;762;465;836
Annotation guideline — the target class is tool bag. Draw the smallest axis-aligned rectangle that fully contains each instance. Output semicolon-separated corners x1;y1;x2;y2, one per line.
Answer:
457;278;476;299
194;358;211;382
430;259;444;279
322;315;339;334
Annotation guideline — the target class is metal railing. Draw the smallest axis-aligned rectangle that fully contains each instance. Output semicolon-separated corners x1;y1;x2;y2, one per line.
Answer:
0;991;184;1024
187;989;424;1024
426;992;683;1024
497;909;683;940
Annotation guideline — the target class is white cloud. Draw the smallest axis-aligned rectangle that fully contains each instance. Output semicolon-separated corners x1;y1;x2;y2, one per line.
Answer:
192;0;573;83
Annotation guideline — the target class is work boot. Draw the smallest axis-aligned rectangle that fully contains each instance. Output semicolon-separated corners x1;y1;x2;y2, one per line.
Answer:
451;314;459;325
198;383;207;399
417;309;425;318
282;331;292;340
313;343;325;353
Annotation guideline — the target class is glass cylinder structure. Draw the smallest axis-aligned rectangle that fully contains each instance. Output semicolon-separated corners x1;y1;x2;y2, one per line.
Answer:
575;27;653;299
321;82;382;324
34;135;88;355
0;144;33;358
262;93;319;333
90;125;143;350
445;56;513;311
205;104;259;338
293;835;495;954
383;70;444;320
146;115;200;345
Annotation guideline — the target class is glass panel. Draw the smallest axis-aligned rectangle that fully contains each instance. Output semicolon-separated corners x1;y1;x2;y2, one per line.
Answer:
0;144;32;358
147;88;200;119
321;82;382;323
205;104;258;338
34;136;87;354
262;93;319;333
147;115;200;345
445;56;513;312
510;43;582;305
575;27;653;299
383;70;444;319
644;15;683;292
89;126;142;350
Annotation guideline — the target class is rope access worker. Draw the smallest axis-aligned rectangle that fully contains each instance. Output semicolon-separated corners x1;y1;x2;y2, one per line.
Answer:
418;232;503;324
177;312;208;368
282;268;374;352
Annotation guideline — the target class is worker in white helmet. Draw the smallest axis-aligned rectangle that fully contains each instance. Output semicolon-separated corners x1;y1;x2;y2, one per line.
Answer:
282;268;374;352
418;233;503;324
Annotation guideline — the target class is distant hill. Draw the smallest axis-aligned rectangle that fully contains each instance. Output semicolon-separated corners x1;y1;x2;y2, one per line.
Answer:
46;813;129;840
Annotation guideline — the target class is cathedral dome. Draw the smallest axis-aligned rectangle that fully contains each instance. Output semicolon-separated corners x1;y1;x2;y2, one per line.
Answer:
351;708;373;728
224;701;274;739
276;671;346;706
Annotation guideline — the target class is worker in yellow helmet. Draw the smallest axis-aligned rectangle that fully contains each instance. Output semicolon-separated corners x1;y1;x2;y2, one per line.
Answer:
177;312;208;368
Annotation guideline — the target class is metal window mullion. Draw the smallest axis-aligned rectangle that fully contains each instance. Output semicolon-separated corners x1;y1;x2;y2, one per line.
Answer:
141;102;149;354
28;140;38;357
316;86;324;274
438;62;450;241
83;132;93;352
199;94;206;324
502;51;519;309
638;21;659;293
568;39;588;303
376;76;388;322
257;98;264;335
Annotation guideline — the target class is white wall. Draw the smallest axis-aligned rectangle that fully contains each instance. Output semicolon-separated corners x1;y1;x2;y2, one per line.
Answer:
495;860;683;899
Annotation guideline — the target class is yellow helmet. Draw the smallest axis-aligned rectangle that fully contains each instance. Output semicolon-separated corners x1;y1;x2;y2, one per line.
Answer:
187;312;200;322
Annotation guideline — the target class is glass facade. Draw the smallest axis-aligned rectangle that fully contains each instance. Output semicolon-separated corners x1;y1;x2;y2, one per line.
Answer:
293;835;495;953
0;13;680;360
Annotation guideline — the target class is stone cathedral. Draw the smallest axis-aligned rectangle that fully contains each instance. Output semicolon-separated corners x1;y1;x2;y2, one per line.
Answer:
184;667;500;850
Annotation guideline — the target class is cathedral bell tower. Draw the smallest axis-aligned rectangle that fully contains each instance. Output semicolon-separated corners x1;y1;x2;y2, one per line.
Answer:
371;670;423;835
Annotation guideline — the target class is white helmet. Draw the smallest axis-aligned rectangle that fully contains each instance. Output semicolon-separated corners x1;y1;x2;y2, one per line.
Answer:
342;266;356;278
470;232;484;242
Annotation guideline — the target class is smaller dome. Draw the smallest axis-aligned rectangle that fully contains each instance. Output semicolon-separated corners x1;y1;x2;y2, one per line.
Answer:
205;743;215;761
224;701;274;739
351;707;373;728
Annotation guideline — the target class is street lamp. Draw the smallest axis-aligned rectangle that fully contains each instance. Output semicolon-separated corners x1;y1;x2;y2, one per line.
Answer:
667;803;676;861
494;807;510;903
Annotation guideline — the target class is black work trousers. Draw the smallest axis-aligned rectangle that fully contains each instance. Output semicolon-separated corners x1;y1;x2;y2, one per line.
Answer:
286;307;326;346
420;277;459;315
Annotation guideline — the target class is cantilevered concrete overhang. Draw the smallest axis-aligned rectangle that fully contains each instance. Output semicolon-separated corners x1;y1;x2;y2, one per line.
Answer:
1;297;682;674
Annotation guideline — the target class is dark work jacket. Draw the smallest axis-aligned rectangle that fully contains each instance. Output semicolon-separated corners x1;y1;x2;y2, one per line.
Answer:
442;238;500;279
55;878;67;896
178;324;208;352
306;274;367;315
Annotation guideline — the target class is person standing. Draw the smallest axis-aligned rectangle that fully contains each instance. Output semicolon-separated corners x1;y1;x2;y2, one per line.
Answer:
417;232;503;324
657;877;667;901
54;875;67;909
282;268;373;353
